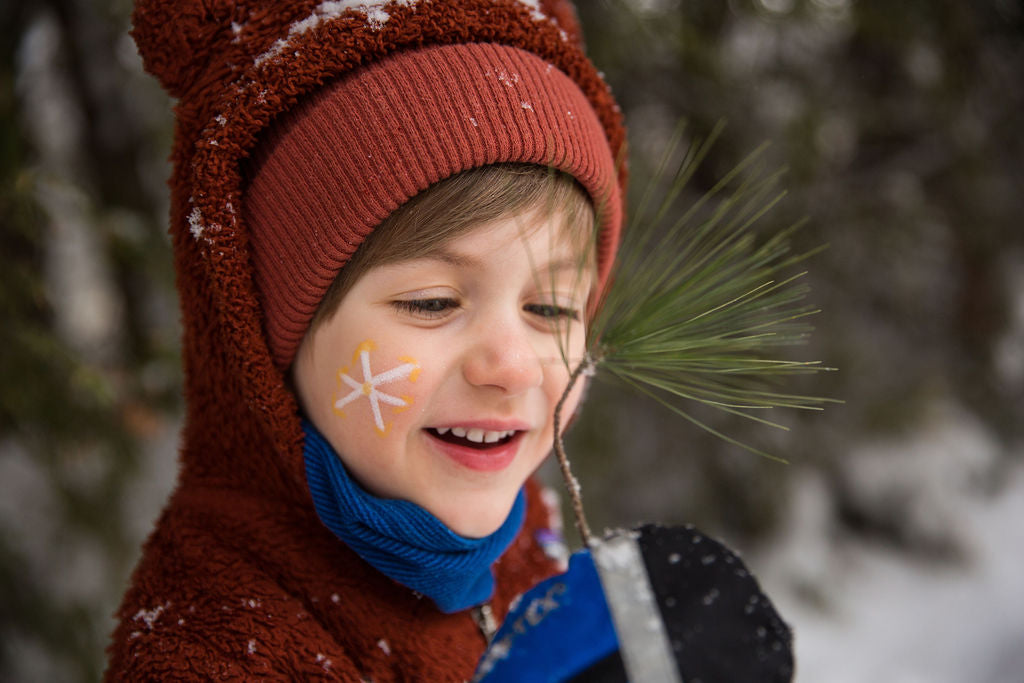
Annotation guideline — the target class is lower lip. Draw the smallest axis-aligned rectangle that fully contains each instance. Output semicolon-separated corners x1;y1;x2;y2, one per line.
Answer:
425;431;523;472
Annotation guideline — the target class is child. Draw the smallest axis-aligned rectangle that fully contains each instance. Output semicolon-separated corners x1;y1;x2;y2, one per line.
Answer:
110;1;793;680
108;1;625;679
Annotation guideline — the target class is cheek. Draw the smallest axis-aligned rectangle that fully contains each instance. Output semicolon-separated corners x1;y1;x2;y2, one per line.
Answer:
558;371;588;423
324;339;425;438
541;359;587;429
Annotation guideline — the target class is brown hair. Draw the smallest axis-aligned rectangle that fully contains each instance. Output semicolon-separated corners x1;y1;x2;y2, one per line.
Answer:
309;163;597;331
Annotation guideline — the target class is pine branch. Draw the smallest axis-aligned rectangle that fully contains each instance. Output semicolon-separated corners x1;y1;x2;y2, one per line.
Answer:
550;123;839;543
552;355;596;546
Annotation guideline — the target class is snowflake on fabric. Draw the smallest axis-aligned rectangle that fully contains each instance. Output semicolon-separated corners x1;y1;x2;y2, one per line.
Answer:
334;340;420;434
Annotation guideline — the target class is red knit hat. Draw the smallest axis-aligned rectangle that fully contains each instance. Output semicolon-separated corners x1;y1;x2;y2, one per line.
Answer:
131;0;627;470
246;41;621;367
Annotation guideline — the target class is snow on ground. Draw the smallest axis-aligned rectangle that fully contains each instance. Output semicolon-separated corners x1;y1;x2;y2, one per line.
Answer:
758;406;1024;683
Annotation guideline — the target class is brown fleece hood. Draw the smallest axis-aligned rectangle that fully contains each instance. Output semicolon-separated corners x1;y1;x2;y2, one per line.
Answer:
134;0;625;503
107;2;626;679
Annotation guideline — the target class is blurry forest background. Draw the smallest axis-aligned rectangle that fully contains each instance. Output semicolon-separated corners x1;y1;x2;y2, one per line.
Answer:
2;0;1023;680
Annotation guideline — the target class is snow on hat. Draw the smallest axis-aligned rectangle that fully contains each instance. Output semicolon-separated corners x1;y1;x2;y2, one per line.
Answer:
132;0;626;375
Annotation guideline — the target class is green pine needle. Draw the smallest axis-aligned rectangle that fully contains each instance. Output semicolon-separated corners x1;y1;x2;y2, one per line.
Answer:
551;123;838;543
586;123;836;441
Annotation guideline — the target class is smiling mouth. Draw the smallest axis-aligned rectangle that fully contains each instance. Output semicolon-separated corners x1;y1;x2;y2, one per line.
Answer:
427;427;519;449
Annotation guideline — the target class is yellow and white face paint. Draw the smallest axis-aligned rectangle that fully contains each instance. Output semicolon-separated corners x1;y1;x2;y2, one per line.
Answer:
333;340;420;436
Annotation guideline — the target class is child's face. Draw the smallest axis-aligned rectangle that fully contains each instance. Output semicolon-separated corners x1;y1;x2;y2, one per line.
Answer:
294;209;593;538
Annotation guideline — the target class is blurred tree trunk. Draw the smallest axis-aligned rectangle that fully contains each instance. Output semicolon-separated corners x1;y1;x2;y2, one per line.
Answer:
1;1;178;680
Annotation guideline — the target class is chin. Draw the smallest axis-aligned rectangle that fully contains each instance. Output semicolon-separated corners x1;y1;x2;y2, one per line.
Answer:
432;494;516;539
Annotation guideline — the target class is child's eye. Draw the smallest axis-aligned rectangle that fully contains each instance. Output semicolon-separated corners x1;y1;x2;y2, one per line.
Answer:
525;303;580;321
392;297;459;318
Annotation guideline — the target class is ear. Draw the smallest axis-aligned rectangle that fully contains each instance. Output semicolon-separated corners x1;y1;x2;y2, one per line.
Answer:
540;0;586;47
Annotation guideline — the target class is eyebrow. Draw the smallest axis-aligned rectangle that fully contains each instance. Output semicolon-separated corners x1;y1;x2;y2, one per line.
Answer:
419;248;589;274
420;247;475;268
544;257;592;274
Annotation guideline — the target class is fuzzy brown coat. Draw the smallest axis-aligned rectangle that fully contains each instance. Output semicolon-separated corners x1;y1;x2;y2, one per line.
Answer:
107;1;625;680
109;474;562;679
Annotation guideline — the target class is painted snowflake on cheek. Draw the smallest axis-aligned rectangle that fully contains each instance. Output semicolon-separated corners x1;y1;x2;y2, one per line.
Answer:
333;340;420;435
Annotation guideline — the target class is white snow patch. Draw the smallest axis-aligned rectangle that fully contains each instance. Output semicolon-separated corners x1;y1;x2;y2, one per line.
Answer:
539;486;564;533
255;39;289;67
133;602;169;630
516;0;547;22
247;639;257;655
255;1;415;66
315;653;333;671
489;69;521;88
187;206;204;240
759;418;1024;682
840;402;999;554
377;638;391;655
521;101;533;111
363;8;390;29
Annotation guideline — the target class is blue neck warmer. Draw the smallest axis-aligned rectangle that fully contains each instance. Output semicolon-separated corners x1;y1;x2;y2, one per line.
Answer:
302;420;526;613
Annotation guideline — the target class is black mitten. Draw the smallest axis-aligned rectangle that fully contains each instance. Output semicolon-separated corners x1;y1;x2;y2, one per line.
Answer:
475;524;793;682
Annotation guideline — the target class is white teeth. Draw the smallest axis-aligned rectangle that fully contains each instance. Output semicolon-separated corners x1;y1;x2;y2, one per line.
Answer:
432;427;516;443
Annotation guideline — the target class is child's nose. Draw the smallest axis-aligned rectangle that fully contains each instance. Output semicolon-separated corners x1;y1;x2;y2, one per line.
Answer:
461;324;544;395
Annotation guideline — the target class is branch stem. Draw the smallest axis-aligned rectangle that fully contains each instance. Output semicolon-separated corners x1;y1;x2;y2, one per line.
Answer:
552;354;595;546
